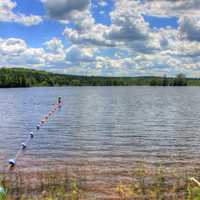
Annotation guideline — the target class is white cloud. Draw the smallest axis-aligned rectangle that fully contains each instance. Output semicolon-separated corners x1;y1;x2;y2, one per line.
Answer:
98;0;108;7
43;0;114;47
0;38;49;67
63;0;157;52
44;37;64;53
0;37;97;70
106;0;149;42
99;10;105;15
63;24;115;47
0;0;42;26
42;0;90;23
2;0;200;77
65;45;95;62
62;0;161;53
15;14;42;26
179;16;200;42
1;34;200;77
141;0;200;17
0;38;27;55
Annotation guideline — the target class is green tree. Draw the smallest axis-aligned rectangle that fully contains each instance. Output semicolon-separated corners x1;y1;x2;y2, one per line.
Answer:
173;74;187;86
162;75;169;86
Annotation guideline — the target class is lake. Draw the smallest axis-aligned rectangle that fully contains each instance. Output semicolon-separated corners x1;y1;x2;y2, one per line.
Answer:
1;86;200;172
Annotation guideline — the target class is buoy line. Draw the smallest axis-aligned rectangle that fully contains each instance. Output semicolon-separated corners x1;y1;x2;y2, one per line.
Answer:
9;96;63;168
0;97;63;197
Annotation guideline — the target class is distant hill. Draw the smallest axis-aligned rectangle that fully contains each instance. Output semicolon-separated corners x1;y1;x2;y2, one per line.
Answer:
0;67;199;87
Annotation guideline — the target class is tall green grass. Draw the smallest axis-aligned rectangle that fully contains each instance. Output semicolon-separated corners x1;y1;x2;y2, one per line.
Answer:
1;164;200;200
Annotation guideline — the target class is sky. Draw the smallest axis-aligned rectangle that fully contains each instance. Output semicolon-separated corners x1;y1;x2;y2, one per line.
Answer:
0;0;200;77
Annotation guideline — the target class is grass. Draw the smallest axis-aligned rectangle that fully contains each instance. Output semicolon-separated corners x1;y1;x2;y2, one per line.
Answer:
1;164;200;199
1;169;84;200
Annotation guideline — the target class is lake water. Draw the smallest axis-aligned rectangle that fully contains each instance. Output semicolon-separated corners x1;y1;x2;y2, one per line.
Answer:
1;86;200;172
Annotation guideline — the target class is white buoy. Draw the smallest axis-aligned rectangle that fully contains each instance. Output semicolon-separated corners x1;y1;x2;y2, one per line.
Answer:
21;143;26;149
30;132;34;138
36;124;40;130
8;159;16;167
58;96;62;104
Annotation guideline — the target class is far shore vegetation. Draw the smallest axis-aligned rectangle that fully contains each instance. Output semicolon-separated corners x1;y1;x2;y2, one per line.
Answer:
0;68;199;88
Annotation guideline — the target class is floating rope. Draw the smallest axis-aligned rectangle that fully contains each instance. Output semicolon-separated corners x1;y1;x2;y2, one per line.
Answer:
0;97;63;197
0;97;63;196
7;96;63;168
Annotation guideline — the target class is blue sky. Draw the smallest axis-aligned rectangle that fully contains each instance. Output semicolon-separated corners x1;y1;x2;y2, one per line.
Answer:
0;0;66;47
0;0;200;77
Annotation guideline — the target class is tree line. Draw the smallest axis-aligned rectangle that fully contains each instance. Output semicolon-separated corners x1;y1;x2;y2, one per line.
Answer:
0;68;198;88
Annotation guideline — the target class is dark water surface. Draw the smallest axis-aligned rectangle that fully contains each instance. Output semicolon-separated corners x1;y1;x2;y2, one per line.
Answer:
1;86;200;171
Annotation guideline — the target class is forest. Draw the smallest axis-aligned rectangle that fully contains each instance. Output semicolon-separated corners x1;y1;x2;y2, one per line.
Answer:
0;67;199;87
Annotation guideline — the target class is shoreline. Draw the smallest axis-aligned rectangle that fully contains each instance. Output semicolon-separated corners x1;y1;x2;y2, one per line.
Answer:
1;163;200;200
2;161;200;199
